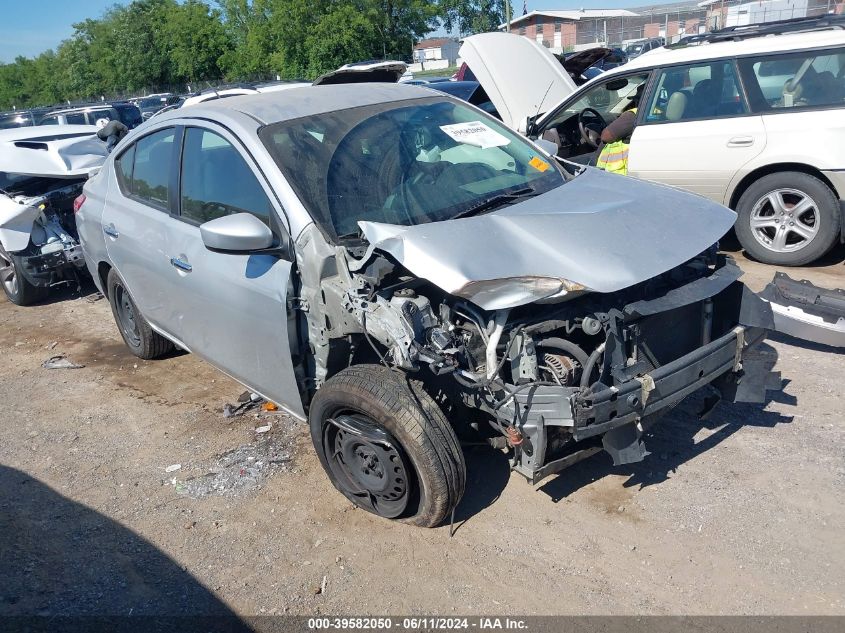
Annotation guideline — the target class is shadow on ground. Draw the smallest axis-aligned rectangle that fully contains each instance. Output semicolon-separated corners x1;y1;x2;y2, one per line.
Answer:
0;464;248;629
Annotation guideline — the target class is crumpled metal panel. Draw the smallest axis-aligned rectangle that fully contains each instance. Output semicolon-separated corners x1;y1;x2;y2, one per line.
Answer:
357;168;737;310
0;126;106;177
0;196;41;253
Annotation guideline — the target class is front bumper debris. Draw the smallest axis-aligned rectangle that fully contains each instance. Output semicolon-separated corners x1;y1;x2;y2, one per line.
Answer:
17;244;85;288
759;273;845;348
502;262;775;485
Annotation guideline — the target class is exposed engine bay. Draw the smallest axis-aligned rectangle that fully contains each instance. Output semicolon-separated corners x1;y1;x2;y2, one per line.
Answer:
0;126;108;304
294;225;775;485
0;175;88;294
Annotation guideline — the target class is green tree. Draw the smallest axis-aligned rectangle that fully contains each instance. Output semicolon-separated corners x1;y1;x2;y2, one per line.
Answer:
440;0;512;36
162;0;229;84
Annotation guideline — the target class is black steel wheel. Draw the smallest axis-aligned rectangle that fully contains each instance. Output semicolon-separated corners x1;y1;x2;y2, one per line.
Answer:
323;413;412;519
106;268;173;360
309;364;465;527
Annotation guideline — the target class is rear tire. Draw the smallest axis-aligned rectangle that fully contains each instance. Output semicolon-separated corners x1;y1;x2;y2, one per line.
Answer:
735;171;840;266
309;364;465;528
0;250;48;306
106;268;173;359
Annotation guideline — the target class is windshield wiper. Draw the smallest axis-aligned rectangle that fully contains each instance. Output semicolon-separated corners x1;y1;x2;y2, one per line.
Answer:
451;187;537;220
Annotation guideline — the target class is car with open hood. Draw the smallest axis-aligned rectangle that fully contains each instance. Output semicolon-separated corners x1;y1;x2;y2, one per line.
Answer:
77;84;774;528
460;19;845;267
0;126;108;305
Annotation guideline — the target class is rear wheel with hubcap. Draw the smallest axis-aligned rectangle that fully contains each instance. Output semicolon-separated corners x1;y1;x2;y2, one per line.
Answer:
309;364;465;527
735;171;840;266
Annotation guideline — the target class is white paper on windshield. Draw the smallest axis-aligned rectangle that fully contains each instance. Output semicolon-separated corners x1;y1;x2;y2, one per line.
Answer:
439;121;510;149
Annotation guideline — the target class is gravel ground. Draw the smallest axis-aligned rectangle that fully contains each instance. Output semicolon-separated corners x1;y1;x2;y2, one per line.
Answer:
0;245;843;617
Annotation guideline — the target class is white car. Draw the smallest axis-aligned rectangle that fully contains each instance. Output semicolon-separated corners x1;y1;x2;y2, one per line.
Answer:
460;16;845;266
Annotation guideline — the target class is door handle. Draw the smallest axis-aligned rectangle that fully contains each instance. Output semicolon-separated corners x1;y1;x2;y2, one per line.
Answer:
727;136;754;148
169;257;192;272
103;224;119;238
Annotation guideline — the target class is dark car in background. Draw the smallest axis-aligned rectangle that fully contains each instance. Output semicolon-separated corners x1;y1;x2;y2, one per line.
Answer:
136;94;183;120
0;108;50;130
427;80;500;119
625;38;664;59
38;102;143;129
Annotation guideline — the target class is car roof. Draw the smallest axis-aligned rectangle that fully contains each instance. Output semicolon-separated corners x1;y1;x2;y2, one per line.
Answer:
153;83;435;126
617;28;845;74
45;103;130;115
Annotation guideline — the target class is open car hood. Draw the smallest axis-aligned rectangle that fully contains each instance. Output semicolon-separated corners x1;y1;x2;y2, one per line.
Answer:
0;125;106;178
562;47;613;78
357;168;737;311
459;33;577;131
313;61;408;86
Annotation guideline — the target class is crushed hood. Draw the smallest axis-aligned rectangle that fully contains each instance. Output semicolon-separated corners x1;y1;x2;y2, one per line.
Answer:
357;167;737;311
0;126;106;178
459;33;576;131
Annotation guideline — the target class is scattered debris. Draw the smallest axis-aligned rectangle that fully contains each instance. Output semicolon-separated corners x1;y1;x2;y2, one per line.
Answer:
165;464;182;473
85;292;105;303
47;341;58;350
255;423;272;434
262;402;279;412
173;436;293;498
42;355;84;369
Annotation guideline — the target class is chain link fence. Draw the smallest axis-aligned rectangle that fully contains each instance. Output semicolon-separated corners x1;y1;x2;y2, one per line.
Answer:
511;0;843;52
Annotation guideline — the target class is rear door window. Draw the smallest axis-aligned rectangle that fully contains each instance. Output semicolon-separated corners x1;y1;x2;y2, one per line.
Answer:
645;61;747;122
179;127;272;225
738;48;845;111
65;112;86;125
130;128;176;209
115;144;135;194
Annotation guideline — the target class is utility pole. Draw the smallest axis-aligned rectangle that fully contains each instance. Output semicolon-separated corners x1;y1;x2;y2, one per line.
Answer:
505;1;511;33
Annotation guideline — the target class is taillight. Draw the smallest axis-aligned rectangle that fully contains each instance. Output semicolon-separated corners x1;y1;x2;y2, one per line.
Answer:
73;194;86;214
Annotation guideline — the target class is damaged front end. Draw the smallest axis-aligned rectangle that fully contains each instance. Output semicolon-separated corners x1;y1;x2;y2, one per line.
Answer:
0;126;107;303
0;178;88;298
301;233;774;486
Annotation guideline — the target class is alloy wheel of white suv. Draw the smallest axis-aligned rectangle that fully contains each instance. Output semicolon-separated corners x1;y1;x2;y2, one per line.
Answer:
735;171;841;266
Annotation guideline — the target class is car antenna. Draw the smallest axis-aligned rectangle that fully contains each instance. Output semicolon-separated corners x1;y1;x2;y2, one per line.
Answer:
531;81;554;132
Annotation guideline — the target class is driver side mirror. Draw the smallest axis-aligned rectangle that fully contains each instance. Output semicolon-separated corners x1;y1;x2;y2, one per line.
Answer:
200;213;274;253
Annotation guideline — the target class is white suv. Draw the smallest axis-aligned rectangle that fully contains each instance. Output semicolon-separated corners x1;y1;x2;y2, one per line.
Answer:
460;17;845;266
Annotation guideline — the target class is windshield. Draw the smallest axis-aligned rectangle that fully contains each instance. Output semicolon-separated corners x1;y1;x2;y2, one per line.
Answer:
626;44;644;56
259;98;567;240
563;73;650;116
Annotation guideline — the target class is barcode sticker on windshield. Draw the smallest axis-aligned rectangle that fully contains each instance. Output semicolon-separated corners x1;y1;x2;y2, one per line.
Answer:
439;121;510;149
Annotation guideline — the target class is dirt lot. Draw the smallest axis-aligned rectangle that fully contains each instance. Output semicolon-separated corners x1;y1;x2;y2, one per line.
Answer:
0;245;843;618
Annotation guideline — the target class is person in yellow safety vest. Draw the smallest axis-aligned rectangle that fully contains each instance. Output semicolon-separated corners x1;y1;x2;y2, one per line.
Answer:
570;82;645;175
594;106;637;175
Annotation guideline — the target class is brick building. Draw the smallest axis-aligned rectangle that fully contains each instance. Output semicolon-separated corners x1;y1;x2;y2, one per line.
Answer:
501;1;839;53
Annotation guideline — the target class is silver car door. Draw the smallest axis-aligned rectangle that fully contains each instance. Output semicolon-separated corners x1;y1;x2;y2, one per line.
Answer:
163;124;303;417
102;127;180;334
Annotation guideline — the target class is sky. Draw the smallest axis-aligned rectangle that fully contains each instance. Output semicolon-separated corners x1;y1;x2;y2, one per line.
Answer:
0;0;685;63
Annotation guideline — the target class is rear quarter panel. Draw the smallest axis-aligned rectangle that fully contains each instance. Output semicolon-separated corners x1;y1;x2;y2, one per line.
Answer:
78;166;111;293
725;109;845;203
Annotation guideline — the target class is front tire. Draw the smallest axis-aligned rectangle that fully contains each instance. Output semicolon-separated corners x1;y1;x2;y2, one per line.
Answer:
0;250;48;306
309;365;465;527
106;268;173;359
735;171;841;266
